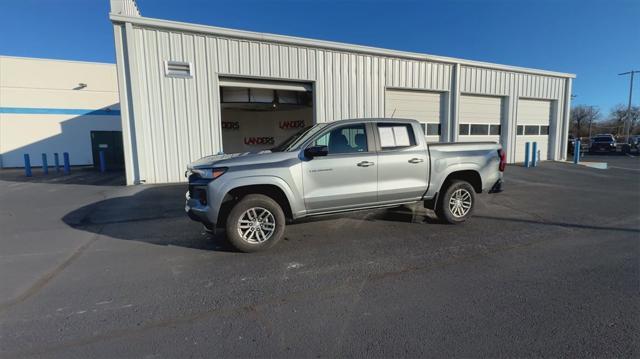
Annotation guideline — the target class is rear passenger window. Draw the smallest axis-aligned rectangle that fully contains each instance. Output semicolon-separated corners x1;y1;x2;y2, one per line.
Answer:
378;123;416;149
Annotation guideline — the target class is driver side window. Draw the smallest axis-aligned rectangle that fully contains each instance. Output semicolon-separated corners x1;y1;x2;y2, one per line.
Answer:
313;124;368;154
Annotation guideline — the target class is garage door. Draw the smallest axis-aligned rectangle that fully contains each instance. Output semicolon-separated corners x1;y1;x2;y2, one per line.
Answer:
458;95;504;143
515;99;552;163
219;77;314;153
385;89;444;142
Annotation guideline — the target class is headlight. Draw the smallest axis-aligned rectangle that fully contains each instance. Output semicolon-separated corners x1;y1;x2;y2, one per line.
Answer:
187;167;227;180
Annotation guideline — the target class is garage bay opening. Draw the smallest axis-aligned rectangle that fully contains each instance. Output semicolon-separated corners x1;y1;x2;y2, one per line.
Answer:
219;78;313;154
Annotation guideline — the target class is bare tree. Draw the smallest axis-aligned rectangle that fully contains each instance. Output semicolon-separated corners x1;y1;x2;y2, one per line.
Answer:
600;104;640;137
570;105;600;138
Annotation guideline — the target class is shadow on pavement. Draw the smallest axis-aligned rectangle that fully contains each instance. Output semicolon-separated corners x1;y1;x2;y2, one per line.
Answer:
61;185;444;252
62;184;236;252
0;167;125;186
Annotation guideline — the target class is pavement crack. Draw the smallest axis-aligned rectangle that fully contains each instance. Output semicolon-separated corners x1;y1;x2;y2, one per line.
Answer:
0;227;103;315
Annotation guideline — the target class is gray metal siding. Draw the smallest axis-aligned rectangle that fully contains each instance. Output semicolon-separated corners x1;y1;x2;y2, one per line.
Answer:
459;66;567;164
113;22;572;184
123;26;456;183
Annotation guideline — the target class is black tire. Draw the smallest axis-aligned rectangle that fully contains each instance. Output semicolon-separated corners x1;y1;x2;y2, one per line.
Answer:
225;194;286;252
435;180;476;224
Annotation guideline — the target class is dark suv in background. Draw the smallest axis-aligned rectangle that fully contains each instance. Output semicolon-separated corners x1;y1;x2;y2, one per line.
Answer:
589;134;617;153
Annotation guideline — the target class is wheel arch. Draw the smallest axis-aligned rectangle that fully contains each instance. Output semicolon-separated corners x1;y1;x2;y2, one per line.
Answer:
441;170;483;194
217;178;297;227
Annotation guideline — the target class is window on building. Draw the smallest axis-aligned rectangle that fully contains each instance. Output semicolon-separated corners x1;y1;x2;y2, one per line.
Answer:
421;123;441;136
517;125;524;135
490;124;501;136
470;124;489;135
525;125;540;135
540;125;549;135
378;123;416;149
459;124;470;135
314;124;368;154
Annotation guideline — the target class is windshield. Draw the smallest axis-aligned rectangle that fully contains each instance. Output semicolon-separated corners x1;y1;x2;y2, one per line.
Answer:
593;137;612;143
271;123;330;152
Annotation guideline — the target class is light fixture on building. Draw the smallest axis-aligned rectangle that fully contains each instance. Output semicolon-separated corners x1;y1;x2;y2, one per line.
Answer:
74;83;87;90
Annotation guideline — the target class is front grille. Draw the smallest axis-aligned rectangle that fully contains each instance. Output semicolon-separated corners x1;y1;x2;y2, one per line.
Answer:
188;173;213;205
189;185;208;205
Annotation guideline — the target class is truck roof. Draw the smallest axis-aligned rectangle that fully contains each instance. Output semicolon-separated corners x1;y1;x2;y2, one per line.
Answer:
330;118;421;125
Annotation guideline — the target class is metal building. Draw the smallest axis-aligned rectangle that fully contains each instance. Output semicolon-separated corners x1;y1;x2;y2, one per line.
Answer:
0;56;122;168
109;0;574;185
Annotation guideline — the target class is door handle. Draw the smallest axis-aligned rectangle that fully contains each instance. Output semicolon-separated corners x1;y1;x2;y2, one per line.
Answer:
408;158;424;164
357;161;375;167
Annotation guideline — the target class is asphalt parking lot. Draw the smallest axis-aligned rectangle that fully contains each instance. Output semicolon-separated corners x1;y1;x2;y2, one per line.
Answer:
1;155;639;358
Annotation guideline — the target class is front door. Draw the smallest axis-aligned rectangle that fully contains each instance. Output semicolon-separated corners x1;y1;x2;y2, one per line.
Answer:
302;123;378;213
90;131;125;170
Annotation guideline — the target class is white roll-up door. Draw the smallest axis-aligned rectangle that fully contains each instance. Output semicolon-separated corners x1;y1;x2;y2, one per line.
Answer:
385;89;444;142
515;99;552;163
458;95;504;143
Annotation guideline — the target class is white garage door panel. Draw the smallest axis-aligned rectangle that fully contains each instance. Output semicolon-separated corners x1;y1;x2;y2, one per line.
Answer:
515;99;552;162
385;89;443;123
518;99;552;125
459;95;503;124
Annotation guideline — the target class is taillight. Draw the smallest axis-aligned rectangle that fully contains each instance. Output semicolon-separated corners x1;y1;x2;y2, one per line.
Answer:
498;149;506;172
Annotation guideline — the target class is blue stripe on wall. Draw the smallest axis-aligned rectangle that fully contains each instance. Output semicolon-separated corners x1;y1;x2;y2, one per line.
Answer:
0;107;121;116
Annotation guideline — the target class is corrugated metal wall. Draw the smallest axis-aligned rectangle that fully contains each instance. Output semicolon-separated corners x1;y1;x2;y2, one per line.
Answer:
113;22;571;185
458;66;567;163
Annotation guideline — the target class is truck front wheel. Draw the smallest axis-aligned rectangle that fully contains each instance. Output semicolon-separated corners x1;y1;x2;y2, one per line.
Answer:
435;180;476;224
225;194;286;252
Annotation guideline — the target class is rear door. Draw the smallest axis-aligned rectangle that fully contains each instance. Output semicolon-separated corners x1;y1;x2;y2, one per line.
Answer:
375;122;429;204
302;123;378;213
90;131;125;170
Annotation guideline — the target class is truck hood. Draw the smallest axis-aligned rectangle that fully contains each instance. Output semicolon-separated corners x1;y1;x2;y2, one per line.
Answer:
188;150;298;169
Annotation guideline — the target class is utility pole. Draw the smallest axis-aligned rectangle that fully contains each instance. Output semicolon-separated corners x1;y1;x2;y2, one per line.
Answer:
619;70;639;143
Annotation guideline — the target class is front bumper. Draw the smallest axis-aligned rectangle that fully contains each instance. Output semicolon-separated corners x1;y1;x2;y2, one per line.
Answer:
184;191;212;224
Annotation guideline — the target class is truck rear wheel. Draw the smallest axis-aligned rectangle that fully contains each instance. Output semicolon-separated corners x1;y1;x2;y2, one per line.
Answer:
225;194;285;252
436;180;476;224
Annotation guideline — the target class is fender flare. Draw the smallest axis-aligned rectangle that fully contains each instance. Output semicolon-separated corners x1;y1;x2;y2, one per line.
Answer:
217;175;303;217
434;163;483;193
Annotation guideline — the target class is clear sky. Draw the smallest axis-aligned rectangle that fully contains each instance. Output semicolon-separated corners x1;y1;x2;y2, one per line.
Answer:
1;0;638;115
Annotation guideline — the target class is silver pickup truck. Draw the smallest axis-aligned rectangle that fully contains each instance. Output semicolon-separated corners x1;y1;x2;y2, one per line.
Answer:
186;118;505;252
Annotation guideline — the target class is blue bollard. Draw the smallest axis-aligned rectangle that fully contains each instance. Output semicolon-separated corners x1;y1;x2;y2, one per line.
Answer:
524;142;530;168
573;140;581;164
99;150;106;173
42;153;48;175
54;153;60;173
63;152;70;175
532;142;538;167
24;154;32;177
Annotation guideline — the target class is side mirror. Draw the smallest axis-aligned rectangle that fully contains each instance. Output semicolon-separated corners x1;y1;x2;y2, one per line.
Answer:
304;145;328;158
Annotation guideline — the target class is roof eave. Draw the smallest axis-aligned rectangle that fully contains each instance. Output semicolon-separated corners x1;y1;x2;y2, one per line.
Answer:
109;14;576;79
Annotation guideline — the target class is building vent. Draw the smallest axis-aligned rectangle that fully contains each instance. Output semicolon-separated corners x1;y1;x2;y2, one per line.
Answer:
164;61;193;78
